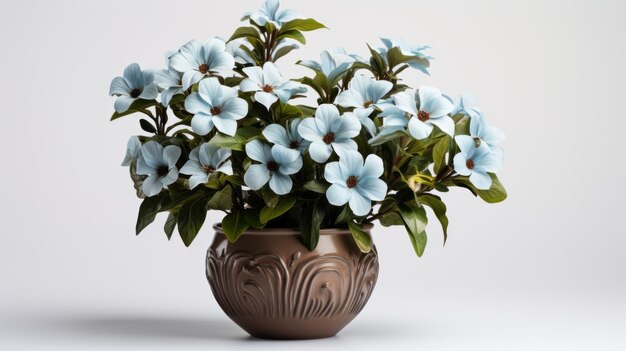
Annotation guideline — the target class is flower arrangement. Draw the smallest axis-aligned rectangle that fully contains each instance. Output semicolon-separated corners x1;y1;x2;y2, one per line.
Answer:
109;0;507;256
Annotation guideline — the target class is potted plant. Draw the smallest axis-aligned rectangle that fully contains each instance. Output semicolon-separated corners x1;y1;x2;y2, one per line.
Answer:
109;0;507;340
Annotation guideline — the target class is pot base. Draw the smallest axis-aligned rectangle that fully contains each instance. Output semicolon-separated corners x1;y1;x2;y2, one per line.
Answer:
234;316;356;340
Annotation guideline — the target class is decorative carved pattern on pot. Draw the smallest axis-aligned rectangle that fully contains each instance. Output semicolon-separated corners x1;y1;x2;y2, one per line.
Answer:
206;248;379;320
205;225;379;339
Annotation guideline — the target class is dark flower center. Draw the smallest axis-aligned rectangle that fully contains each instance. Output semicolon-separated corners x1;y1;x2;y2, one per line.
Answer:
322;132;335;144
198;63;209;74
466;159;475;170
262;84;274;93
417;110;430;122
346;176;358;188
156;165;169;177
267;161;279;171
473;137;482;147
363;100;374;108
289;140;299;149
130;88;142;98
210;105;222;115
203;165;215;174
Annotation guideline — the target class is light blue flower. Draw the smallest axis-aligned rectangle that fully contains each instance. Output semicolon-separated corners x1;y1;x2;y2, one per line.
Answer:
324;150;387;216
185;77;248;136
169;39;235;90
467;110;506;150
109;63;158;113
299;49;355;82
390;86;455;140
451;94;480;116
379;38;432;74
297;104;361;163
337;75;392;113
155;67;184;106
180;143;233;189
121;136;141;166
453;135;503;190
244;140;302;195
136;141;181;197
244;0;302;29
262;119;310;154
240;62;306;110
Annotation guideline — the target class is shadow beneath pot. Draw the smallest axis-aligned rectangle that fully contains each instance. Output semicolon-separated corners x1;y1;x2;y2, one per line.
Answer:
10;313;246;342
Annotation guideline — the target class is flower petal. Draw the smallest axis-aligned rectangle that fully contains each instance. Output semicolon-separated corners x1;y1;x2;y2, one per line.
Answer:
331;139;358;158
453;152;471;176
309;140;333;163
338;150;363;177
239;78;260;92
198;77;223;106
242;66;264;86
121;136;141;166
142;174;164;197
362;154;384;178
220;97;248;120
269;172;293;195
428;115;455;136
212;116;238;136
336;90;364;108
245;139;271;163
191;113;214;135
272;146;302;174
216;160;233;175
161;167;179;186
356;177;387;201
109;76;130;96
185;92;208;114
262;62;283;87
254;91;278;110
366;79;393;103
315;104;340;133
407;117;433;140
326;183;351;206
469;171;492;190
334;113;361;139
180;159;205;176
136;155;156;176
163;145;181;168
140;141;164;169
393;91;418;116
263;124;290;147
244;164;271;190
181;71;204;90
349;191;371;216
114;96;135;113
297;117;323;141
324;161;344;184
455;135;477;157
188;174;209;189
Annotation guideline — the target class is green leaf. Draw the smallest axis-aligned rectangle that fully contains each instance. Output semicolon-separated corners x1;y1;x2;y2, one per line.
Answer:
300;200;325;250
228;26;261;43
433;136;449;174
177;195;209;246
164;212;177;240
207;186;233;211
110;99;159;121
260;195;296;224
453;174;507;203
379;211;403;227
260;187;280;208
277;29;306;44
367;44;387;78
417;194;449;244
135;192;169;235
222;211;249;242
399;203;428;257
348;221;373;253
207;126;258;151
243;208;264;229
368;130;405;146
303;180;329;193
386;46;430;70
280;18;326;33
139;119;156;133
272;45;297;61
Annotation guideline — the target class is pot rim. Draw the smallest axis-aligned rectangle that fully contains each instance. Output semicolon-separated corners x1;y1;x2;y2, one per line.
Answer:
213;222;374;236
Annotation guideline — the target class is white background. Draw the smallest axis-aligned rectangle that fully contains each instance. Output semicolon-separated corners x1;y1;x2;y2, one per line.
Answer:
1;0;625;350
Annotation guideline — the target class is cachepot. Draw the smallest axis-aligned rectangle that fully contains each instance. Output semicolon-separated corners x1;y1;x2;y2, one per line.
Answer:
206;223;379;340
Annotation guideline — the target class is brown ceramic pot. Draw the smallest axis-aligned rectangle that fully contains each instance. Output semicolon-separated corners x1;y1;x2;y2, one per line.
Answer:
206;223;379;340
